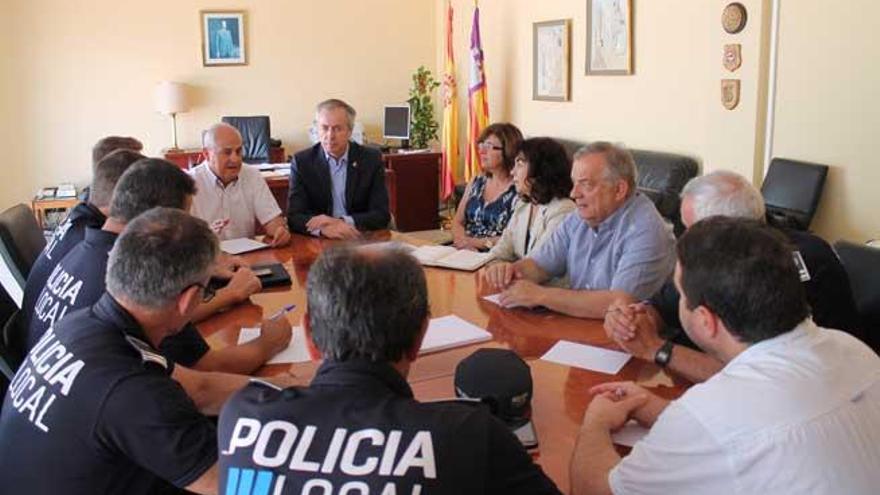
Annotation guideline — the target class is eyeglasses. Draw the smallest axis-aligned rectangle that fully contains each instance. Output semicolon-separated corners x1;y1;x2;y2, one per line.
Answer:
192;282;216;303
477;142;503;151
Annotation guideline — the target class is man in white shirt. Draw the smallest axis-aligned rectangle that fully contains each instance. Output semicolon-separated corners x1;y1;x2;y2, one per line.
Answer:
571;217;880;495
190;122;291;245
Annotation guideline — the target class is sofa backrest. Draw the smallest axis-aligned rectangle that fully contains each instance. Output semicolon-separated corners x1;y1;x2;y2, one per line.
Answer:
556;139;699;235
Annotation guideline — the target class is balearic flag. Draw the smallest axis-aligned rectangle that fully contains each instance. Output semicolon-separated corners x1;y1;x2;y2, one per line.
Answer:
465;3;490;182
440;1;458;200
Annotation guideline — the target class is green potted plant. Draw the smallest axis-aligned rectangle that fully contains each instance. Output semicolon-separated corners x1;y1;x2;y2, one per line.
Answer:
407;66;440;149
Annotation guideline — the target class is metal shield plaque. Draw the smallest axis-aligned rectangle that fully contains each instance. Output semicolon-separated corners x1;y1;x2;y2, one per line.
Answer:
723;44;742;72
721;79;741;110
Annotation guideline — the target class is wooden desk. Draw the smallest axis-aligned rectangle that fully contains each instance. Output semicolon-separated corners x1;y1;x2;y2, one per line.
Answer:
31;197;78;230
196;232;688;493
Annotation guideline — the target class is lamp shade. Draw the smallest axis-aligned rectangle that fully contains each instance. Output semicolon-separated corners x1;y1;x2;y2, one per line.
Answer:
154;81;189;115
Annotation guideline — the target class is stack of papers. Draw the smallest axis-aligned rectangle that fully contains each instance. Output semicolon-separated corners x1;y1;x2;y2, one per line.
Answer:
239;314;493;364
481;293;524;309
220;237;269;255
419;315;492;354
540;340;632;374
411;245;493;271
254;163;291;171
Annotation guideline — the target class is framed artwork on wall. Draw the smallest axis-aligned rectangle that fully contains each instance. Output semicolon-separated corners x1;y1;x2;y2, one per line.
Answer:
201;10;247;66
533;19;572;101
585;0;633;75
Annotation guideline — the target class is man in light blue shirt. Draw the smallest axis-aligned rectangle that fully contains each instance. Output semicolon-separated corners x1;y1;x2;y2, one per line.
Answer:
483;142;675;318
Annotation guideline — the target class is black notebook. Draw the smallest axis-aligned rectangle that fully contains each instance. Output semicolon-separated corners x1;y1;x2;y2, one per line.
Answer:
251;263;292;288
208;263;292;291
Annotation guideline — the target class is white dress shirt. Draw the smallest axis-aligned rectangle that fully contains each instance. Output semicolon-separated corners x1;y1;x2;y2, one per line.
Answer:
189;163;282;240
610;319;880;495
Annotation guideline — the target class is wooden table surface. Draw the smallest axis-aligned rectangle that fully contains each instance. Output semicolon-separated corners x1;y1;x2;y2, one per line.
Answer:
197;232;688;493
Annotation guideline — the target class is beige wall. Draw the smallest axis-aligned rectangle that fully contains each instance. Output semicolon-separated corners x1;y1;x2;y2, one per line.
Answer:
0;0;436;206
439;0;876;242
0;2;28;206
440;0;769;183
4;0;877;242
772;0;880;242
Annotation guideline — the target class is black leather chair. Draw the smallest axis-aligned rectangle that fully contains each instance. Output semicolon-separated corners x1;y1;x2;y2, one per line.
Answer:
221;116;282;164
630;149;700;236
834;240;880;354
761;158;828;231
0;204;46;286
0;291;20;395
557;140;699;236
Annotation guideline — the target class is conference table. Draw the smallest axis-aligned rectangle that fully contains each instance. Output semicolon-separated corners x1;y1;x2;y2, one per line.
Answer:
197;231;689;494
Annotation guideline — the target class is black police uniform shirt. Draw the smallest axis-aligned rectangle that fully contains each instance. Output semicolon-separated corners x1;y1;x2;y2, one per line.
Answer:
21;202;105;325
26;227;210;366
218;359;561;495
650;228;864;347
0;293;217;495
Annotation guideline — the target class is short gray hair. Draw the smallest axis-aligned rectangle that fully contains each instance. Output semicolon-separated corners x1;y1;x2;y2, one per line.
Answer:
107;207;218;309
681;170;766;222
573;141;638;196
109;158;196;222
202;122;241;149
315;99;357;130
307;245;429;363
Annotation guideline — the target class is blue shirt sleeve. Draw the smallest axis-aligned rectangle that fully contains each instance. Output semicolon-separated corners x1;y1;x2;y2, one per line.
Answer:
529;212;576;279
609;217;676;299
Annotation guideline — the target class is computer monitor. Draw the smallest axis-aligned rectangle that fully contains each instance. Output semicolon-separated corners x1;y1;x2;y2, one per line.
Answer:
383;105;411;141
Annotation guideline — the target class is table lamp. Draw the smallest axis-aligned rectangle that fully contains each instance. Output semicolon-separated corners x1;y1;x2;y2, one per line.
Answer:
154;81;189;151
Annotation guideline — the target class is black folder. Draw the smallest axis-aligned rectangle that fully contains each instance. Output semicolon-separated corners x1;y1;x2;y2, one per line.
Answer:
251;263;292;288
208;263;292;292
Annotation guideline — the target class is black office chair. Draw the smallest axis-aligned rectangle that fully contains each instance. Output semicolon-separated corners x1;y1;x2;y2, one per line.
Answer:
221;116;281;164
834;240;880;354
0;204;46;307
761;158;828;231
630;149;700;237
0;291;20;395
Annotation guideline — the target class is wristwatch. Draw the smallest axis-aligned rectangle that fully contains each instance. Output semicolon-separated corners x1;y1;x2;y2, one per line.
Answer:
654;339;675;368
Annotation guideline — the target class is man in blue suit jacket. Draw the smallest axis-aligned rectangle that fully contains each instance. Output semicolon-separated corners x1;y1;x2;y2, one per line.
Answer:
287;99;390;239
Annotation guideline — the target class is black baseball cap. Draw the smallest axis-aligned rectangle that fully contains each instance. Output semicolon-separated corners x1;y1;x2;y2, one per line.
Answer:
454;348;533;428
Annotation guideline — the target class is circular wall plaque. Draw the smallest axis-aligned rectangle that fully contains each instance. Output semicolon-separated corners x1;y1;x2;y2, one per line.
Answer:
722;3;748;34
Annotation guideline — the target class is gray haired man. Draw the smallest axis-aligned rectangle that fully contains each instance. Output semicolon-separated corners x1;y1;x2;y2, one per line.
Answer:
286;99;391;239
483;142;675;318
218;245;561;494
189;122;291;245
604;170;861;382
0;208;221;494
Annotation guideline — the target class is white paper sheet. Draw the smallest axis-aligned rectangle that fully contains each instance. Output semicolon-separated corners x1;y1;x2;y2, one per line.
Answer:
540;340;632;374
238;326;311;364
419;315;493;354
612;420;650;447
239;315;492;363
220;237;269;255
481;293;522;309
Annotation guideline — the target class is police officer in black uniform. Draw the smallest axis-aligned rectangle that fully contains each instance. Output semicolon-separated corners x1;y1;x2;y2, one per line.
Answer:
0;208;221;494
23;158;292;375
604;170;862;383
21;148;144;335
218;245;562;495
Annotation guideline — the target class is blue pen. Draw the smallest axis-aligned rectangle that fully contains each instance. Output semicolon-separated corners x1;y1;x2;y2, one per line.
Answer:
269;304;296;320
